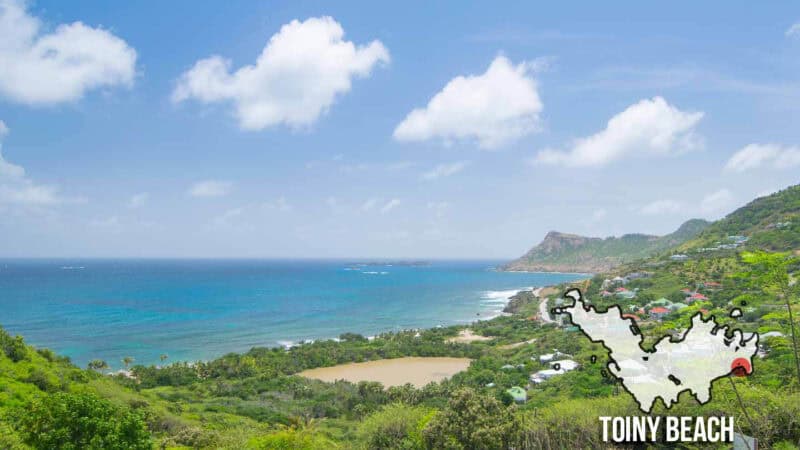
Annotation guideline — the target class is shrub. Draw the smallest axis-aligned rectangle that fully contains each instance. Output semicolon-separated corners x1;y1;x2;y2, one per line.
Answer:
357;403;433;449
15;392;152;449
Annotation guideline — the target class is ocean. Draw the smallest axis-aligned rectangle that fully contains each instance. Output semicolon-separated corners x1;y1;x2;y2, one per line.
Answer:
0;259;585;369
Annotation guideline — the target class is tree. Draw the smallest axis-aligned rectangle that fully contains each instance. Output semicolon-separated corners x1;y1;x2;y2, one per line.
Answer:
16;392;152;449
160;354;169;363
88;359;109;372
122;356;134;370
422;388;522;450
357;403;432;449
739;251;800;385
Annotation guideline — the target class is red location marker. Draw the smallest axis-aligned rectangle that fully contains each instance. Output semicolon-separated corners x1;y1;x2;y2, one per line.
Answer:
730;357;752;377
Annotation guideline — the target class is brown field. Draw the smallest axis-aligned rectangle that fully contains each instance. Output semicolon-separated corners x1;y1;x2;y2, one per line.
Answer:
297;357;472;388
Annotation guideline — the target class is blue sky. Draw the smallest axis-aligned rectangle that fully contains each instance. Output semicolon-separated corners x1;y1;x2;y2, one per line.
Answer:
0;0;799;258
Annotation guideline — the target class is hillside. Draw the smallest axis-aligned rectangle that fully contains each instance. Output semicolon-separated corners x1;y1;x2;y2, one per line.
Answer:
503;218;710;273
678;184;800;253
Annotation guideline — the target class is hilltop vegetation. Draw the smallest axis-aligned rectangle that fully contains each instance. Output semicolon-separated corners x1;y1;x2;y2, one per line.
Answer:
680;184;800;252
503;218;709;273
1;185;799;448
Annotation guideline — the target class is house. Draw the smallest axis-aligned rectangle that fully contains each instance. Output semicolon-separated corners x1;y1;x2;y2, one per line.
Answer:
612;276;627;285
506;386;527;403
703;281;722;289
670;254;689;261
551;359;579;372
530;369;561;383
687;293;708;302
600;290;613;297
616;290;636;299
615;287;628;292
649;307;670;320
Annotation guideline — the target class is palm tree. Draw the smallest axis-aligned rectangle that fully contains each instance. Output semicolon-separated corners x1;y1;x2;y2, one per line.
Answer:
159;354;168;363
122;356;134;369
87;359;109;372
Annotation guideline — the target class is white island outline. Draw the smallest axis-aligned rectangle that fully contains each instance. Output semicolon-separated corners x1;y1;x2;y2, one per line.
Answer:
557;289;759;413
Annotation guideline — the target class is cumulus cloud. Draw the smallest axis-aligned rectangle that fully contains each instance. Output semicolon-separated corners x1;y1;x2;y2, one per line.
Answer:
0;121;79;207
172;16;389;130
534;97;704;167
393;56;543;149
422;161;468;180
640;199;684;216
128;192;148;208
188;180;232;198
380;198;400;214
0;0;136;105
787;22;800;38
724;143;800;172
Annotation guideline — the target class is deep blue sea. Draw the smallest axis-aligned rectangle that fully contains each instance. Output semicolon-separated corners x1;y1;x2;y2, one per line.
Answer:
0;259;585;369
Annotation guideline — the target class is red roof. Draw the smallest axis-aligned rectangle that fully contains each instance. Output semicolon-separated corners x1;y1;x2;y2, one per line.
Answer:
615;287;628;292
691;293;708;300
650;307;669;314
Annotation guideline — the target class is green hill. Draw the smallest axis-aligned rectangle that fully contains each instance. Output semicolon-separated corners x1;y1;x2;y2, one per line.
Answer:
679;184;800;253
503;218;710;273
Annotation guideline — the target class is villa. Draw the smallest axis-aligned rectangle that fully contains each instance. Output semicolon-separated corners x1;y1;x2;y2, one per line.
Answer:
649;306;670;320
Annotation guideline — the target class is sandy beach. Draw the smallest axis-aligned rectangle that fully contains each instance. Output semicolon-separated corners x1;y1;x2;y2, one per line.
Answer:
297;357;472;388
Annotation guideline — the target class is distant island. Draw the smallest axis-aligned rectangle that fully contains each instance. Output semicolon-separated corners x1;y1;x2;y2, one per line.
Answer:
502;218;710;273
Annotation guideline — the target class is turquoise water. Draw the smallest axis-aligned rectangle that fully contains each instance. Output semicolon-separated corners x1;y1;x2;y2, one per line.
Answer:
0;259;585;369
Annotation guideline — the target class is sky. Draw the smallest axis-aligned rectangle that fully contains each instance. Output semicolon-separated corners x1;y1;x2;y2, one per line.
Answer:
0;0;799;258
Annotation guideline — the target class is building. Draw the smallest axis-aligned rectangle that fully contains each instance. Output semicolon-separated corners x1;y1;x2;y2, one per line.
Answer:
506;386;527;403
649;306;670;320
670;254;689;261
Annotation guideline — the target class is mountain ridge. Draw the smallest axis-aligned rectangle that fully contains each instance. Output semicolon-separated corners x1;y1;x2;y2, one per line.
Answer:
503;218;710;273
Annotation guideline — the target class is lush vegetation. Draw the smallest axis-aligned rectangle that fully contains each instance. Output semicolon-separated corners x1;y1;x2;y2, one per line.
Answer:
1;186;799;448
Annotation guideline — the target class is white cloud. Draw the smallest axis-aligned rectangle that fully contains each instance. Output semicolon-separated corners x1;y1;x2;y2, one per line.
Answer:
700;189;733;215
640;199;684;216
0;0;136;105
786;22;800;38
724;143;800;172
188;180;232;198
534;97;703;167
128;192;148;208
380;198;400;214
0;121;80;207
172;16;389;130
422;161;468;180
360;197;379;212
393;56;543;149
